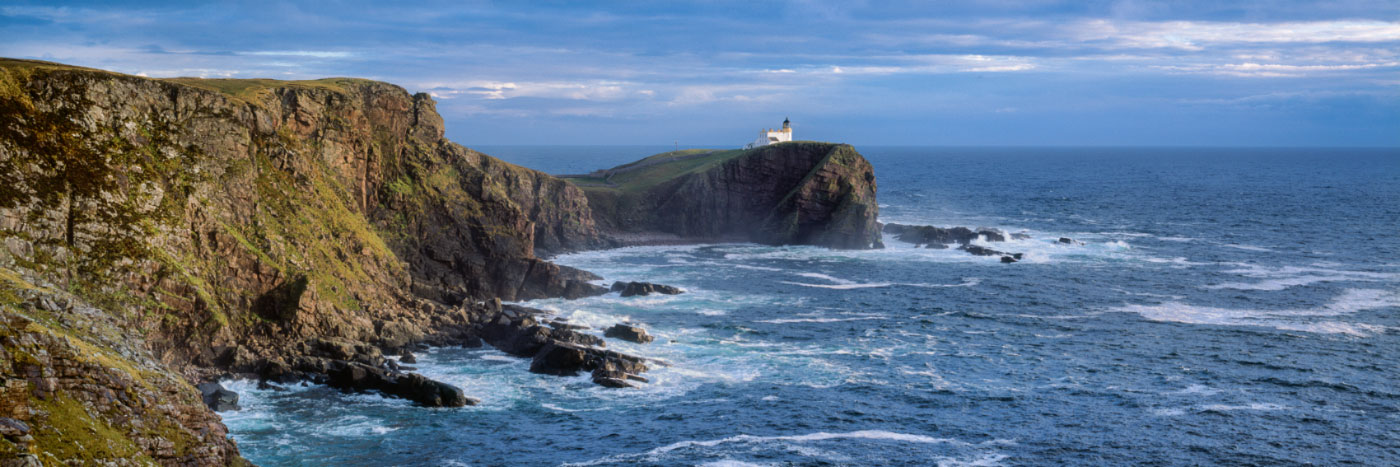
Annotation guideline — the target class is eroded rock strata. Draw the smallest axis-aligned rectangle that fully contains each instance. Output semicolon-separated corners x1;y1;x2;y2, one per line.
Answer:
574;142;884;249
0;59;880;464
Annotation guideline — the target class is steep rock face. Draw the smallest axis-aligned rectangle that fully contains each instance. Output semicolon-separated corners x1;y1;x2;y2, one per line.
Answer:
0;59;605;464
1;281;242;464
583;142;882;249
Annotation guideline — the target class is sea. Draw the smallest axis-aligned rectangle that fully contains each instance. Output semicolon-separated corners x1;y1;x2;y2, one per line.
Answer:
222;146;1400;466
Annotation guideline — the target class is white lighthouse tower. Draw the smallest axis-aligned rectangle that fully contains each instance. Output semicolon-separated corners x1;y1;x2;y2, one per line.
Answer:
745;117;793;149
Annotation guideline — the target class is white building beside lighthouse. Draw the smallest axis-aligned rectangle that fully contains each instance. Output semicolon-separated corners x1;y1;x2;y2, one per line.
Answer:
744;118;792;149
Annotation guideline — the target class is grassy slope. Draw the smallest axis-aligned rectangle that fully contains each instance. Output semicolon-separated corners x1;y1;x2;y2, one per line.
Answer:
563;147;749;193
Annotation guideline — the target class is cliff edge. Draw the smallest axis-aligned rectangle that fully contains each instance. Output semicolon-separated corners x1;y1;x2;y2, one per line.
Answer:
0;58;883;465
0;58;605;464
565;142;883;249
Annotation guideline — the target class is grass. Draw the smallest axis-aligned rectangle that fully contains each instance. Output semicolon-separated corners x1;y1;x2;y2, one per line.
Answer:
563;147;752;193
0;57;387;107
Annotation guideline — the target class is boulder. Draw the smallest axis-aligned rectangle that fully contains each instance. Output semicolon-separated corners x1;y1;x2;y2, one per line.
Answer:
325;360;474;407
529;343;588;376
976;229;1006;242
960;244;1023;260
960;245;1002;256
1000;256;1018;263
884;223;989;246
400;350;418;364
611;281;684;297
604;324;655;344
0;417;30;437
590;369;635;388
1058;237;1083;245
196;382;240;412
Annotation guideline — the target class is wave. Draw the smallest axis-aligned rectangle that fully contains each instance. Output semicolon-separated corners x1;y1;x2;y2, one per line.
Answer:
1115;288;1399;336
756;316;885;324
1152;403;1286;417
780;281;893;289
1204;264;1399;291
563;430;1012;466
1222;244;1273;252
782;271;980;290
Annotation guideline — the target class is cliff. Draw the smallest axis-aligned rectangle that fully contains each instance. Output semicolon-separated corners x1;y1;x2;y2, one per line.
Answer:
0;58;882;465
0;59;605;464
566;142;883;249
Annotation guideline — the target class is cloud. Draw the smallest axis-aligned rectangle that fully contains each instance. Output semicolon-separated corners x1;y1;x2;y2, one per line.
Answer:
240;50;353;58
1155;61;1400;77
1075;19;1400;50
421;80;633;101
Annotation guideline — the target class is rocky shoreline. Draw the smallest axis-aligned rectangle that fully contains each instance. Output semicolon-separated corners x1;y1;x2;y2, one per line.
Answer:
0;59;883;464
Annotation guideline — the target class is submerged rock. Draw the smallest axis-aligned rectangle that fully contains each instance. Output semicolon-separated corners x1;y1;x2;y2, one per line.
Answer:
604;324;655;344
611;281;684;297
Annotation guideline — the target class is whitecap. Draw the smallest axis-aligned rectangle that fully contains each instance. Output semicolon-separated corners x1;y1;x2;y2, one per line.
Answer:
1222;243;1273;252
563;430;1007;466
1204;264;1398;291
1165;384;1220;396
1199;403;1287;412
756;316;885;324
780;281;894;289
1115;288;1399;336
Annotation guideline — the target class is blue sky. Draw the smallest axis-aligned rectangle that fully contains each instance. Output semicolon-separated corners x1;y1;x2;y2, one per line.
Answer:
2;1;1398;146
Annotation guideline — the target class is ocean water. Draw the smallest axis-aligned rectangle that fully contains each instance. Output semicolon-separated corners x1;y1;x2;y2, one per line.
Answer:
223;147;1400;466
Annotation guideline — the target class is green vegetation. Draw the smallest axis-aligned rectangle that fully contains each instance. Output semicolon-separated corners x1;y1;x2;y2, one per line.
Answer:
161;77;378;105
562;147;750;193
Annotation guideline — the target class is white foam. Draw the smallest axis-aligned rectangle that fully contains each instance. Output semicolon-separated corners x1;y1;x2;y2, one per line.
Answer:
1205;264;1399;291
1116;288;1399;336
756;316;885;324
1199;403;1287;412
1156;236;1196;243
698;461;774;467
1222;244;1273;252
731;264;784;272
1166;384;1220;396
780;281;894;289
937;453;1012;467
564;430;1007;466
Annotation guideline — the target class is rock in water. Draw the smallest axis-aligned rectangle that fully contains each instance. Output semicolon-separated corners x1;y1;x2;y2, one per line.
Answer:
529;343;589;375
611;281;684;297
325;360;475;407
400;350;418;364
196;382;240;411
605;324;656;344
591;369;636;388
1001;256;1018;263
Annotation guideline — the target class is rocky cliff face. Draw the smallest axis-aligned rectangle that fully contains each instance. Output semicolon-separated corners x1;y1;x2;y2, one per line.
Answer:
0;59;603;464
580;142;883;249
0;59;884;465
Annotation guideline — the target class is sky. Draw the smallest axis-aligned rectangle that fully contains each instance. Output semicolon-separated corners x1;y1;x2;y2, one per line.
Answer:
2;1;1398;147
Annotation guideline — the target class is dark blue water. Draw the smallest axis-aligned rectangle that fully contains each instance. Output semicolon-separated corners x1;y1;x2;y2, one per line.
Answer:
225;147;1400;466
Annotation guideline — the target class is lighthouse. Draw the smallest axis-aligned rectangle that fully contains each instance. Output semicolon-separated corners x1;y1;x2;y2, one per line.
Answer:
744;117;793;149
